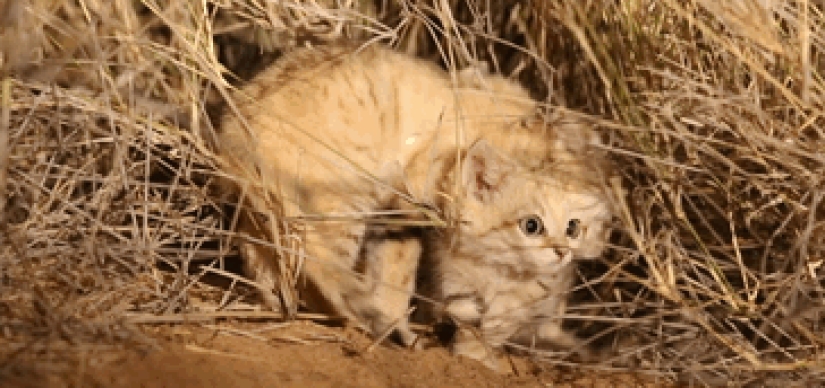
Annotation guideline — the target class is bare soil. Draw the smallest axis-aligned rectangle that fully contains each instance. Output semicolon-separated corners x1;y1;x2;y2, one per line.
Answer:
3;321;669;388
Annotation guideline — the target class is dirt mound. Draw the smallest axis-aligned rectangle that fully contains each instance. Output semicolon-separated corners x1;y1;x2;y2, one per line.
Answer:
38;323;664;388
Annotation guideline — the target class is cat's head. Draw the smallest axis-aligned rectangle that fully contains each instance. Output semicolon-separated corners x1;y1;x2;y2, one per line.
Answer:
454;135;613;277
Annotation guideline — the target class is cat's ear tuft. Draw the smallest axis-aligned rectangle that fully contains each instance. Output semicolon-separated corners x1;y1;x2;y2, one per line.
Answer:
461;140;513;203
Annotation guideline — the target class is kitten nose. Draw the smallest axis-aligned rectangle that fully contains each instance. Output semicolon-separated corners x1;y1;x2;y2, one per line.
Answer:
553;247;571;260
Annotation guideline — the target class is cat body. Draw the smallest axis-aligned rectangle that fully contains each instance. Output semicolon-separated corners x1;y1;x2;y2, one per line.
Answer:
218;44;612;368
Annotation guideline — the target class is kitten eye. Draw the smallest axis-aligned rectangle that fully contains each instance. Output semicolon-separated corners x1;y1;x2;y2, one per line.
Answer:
519;215;545;236
566;219;582;239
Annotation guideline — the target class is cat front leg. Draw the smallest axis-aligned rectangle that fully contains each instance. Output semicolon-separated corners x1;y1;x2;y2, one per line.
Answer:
356;231;421;348
235;198;299;316
444;294;507;370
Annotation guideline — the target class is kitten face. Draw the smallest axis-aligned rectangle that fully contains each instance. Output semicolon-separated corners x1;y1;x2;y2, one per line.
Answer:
432;138;612;369
513;182;612;262
453;139;612;277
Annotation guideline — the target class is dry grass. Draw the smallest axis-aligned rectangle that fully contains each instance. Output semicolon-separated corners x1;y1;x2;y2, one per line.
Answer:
1;0;823;386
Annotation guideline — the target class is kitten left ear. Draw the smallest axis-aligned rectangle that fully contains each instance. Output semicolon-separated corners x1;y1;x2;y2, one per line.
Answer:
461;139;513;203
552;115;603;154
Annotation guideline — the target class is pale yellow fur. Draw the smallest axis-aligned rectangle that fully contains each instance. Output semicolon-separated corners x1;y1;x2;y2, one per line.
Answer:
218;44;612;368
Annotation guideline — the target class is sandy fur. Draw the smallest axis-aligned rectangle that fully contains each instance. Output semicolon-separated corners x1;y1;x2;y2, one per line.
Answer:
218;44;613;367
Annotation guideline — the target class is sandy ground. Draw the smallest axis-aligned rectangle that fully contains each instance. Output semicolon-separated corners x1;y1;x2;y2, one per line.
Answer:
2;320;671;388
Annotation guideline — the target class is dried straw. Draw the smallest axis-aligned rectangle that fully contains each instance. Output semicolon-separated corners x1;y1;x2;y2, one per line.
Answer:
1;1;823;385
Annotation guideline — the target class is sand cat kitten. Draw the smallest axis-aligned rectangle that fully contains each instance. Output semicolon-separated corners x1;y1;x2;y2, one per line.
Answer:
217;44;612;367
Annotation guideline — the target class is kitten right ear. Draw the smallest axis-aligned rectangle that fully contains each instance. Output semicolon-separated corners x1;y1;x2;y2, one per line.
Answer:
461;140;513;203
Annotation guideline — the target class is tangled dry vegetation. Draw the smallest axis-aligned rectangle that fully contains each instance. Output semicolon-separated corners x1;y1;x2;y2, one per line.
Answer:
1;0;823;386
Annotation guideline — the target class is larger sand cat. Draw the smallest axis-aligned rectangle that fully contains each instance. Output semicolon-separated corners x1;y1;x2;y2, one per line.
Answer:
218;44;613;368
